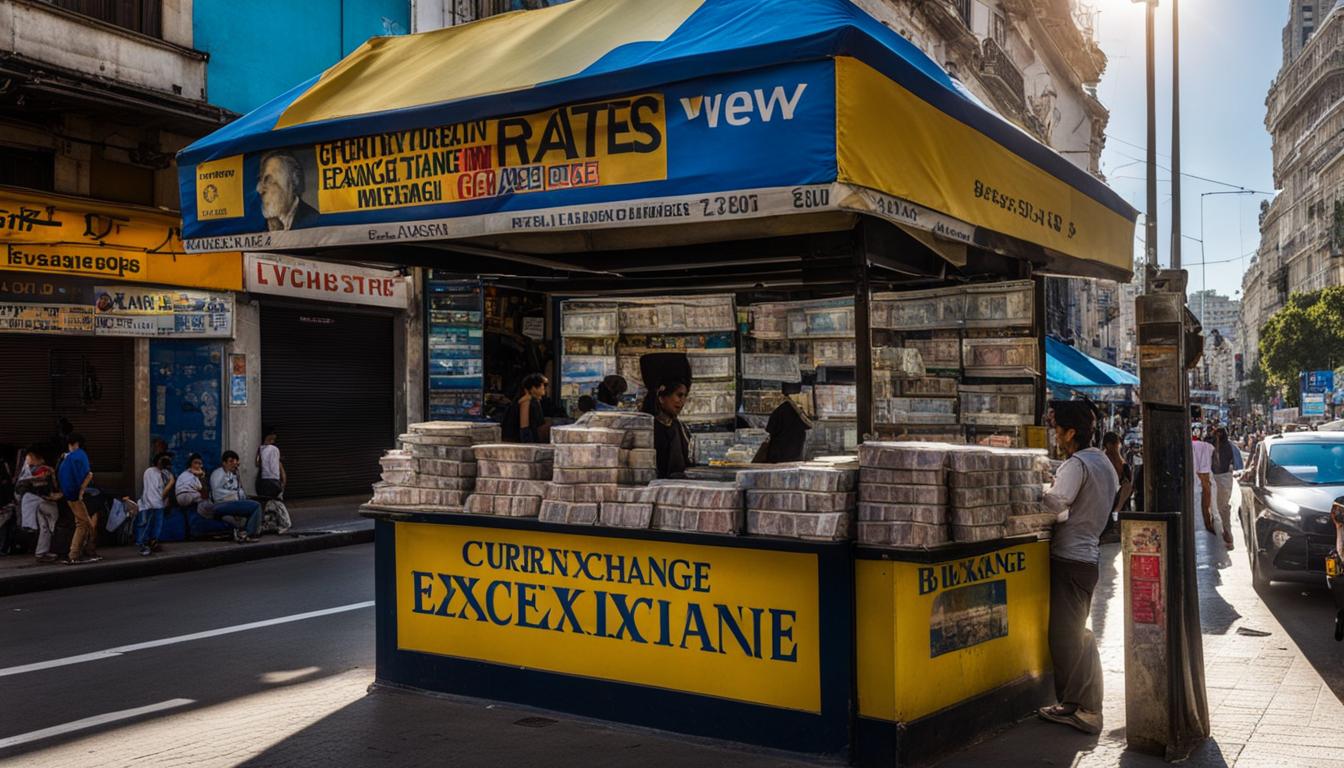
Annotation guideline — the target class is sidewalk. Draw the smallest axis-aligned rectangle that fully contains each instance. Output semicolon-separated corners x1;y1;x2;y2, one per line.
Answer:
0;495;373;596
936;486;1344;768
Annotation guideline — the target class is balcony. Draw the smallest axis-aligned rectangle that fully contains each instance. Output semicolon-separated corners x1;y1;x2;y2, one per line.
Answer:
0;0;224;129
455;0;570;23
979;38;1026;116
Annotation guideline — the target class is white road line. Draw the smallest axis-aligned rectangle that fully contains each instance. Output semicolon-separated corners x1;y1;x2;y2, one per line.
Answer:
0;699;195;750
0;601;374;679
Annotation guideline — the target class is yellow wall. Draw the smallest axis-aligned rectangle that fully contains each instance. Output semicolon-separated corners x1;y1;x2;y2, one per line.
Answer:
1;187;241;291
856;541;1051;722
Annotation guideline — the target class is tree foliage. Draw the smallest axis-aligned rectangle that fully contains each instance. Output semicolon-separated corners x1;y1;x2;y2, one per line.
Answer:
1258;286;1344;406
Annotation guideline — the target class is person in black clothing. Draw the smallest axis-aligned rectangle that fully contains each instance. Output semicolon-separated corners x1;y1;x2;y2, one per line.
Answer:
640;353;692;479
501;373;548;443
1211;427;1238;550
595;375;628;410
755;382;812;464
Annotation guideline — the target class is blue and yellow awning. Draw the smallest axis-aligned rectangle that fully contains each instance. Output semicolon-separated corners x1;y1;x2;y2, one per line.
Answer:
178;0;1137;280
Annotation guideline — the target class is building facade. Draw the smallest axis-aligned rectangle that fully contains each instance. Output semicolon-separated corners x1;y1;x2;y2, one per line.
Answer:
0;0;421;499
1191;289;1240;342
1240;0;1344;401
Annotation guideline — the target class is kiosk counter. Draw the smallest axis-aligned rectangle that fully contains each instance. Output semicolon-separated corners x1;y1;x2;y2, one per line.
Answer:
365;507;1055;764
855;538;1053;764
368;510;856;756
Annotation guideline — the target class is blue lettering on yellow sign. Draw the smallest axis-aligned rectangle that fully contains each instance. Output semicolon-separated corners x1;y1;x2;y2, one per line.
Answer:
410;566;798;661
917;550;1026;595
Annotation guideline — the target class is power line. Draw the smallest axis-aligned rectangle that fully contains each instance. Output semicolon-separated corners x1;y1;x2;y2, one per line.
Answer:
1104;149;1274;193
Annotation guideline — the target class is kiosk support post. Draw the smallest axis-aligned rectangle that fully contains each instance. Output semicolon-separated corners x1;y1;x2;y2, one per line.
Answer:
1123;268;1209;759
854;249;874;442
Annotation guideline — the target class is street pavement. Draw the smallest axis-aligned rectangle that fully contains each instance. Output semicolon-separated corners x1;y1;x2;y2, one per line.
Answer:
937;479;1344;768
0;542;817;767
3;481;1342;767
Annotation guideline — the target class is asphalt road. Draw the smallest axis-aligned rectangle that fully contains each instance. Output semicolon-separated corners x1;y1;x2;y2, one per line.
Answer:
0;544;818;768
0;545;376;765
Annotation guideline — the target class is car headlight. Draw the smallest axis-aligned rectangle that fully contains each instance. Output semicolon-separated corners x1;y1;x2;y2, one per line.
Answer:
1263;495;1302;524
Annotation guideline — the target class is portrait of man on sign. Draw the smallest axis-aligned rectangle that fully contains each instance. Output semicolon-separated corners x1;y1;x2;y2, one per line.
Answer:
256;151;318;231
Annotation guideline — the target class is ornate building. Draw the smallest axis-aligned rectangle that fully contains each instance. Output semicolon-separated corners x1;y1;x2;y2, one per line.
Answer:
1240;1;1344;402
848;1;1125;365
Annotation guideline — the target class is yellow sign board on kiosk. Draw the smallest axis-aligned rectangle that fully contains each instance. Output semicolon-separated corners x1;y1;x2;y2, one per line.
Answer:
856;540;1051;724
395;521;823;713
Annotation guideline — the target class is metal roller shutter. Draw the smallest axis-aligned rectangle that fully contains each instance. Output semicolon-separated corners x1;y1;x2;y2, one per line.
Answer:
0;335;131;485
260;305;395;498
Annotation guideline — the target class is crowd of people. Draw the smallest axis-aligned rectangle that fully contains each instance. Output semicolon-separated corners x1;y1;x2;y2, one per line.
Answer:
1;422;289;565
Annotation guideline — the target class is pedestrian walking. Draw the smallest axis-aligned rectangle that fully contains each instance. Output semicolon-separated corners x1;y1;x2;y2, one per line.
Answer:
1211;427;1239;550
255;427;286;499
1191;429;1214;532
1038;401;1117;735
57;433;100;564
135;452;174;556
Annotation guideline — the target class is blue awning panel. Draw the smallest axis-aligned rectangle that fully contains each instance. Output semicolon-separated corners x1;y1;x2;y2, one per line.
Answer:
1046;336;1139;390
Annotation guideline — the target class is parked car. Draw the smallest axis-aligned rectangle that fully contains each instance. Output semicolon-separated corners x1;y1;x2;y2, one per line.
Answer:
1240;432;1344;587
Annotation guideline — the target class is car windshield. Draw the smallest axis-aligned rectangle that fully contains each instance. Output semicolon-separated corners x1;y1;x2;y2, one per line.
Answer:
1265;442;1344;486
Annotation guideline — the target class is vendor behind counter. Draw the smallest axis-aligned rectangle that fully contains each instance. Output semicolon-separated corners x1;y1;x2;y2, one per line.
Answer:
639;353;693;479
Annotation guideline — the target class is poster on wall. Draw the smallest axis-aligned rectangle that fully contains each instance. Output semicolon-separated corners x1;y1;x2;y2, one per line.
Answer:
229;354;249;407
93;286;234;337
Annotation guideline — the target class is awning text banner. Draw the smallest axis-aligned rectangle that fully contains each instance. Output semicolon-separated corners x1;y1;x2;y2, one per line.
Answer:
177;0;1136;280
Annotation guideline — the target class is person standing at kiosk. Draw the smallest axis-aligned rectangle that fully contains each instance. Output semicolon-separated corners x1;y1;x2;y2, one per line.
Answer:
754;382;812;464
1038;401;1117;735
640;353;692;479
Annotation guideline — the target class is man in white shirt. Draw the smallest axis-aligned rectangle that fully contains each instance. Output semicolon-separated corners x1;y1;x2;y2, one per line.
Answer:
1038;402;1118;736
1191;430;1215;532
135;452;175;556
210;450;262;543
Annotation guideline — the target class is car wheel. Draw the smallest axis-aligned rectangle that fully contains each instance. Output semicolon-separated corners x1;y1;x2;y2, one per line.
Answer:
1249;538;1269;588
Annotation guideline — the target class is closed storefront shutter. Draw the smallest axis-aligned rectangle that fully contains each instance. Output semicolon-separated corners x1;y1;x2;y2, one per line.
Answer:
260;304;394;498
0;336;132;488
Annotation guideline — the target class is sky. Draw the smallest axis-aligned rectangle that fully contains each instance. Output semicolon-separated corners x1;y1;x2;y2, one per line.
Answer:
1089;0;1286;300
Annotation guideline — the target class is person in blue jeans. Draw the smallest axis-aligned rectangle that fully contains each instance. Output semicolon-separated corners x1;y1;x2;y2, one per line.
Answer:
210;450;262;543
135;452;175;556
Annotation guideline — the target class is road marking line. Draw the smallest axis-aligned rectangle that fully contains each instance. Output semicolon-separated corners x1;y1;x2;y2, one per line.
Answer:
0;601;374;679
0;699;195;749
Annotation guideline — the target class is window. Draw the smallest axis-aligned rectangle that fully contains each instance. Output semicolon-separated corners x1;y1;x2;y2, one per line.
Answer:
992;12;1008;47
48;0;162;38
955;0;972;26
90;156;155;206
0;146;55;191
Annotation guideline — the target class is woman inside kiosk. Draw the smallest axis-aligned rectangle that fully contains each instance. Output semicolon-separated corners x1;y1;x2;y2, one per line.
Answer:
639;353;692;479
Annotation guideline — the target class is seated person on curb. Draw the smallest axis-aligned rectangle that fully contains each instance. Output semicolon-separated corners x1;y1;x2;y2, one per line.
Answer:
210;451;262;543
135;452;175;557
15;444;62;563
175;453;212;511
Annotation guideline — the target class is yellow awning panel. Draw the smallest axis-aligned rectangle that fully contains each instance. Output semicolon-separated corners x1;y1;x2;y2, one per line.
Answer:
276;0;705;129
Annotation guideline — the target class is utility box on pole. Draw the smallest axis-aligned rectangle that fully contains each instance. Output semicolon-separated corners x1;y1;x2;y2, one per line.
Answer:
1122;268;1209;759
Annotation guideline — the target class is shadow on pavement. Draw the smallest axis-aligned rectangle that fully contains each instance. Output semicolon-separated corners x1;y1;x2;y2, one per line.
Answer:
1194;529;1242;636
1257;580;1344;698
235;685;827;768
